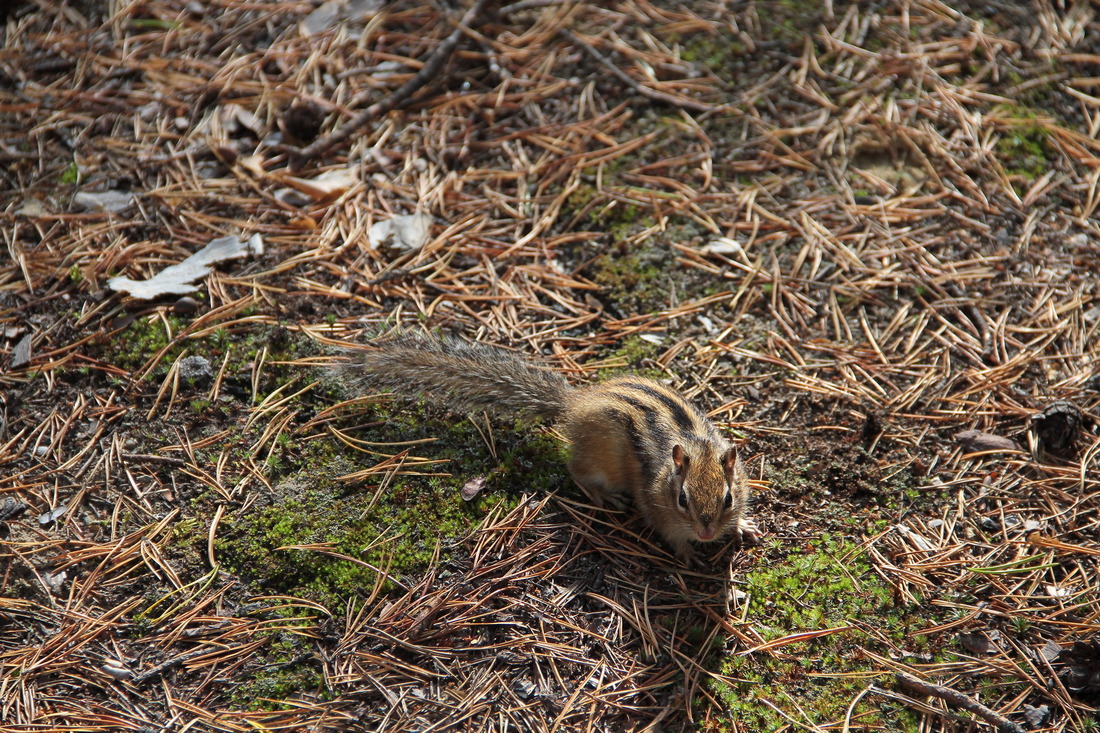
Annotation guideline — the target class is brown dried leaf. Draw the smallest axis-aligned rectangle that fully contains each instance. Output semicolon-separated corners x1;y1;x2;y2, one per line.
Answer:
954;430;1022;454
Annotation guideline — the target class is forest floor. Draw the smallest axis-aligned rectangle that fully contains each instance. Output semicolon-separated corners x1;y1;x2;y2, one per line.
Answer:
2;1;1099;731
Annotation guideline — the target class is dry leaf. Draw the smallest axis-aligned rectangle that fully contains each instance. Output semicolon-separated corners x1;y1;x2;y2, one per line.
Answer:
108;234;264;299
368;213;432;252
461;476;487;502
282;167;360;201
954;430;1021;453
702;237;744;256
72;190;135;213
301;0;383;36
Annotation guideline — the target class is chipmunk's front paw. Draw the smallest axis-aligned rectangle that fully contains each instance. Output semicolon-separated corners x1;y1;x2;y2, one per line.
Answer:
733;518;761;549
666;534;701;567
585;488;630;511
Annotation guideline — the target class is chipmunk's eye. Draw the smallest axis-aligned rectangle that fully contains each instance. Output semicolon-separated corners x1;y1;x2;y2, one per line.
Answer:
723;489;733;509
677;488;690;511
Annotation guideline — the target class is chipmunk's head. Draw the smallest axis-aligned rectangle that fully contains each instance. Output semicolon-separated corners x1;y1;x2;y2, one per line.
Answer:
669;442;747;543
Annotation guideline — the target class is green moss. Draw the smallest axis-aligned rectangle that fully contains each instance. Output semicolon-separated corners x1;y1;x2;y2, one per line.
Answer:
596;335;666;381
608;335;658;366
562;184;600;222
60;161;80;184
679;34;747;78
231;612;328;709
233;663;324;710
708;534;926;731
101;314;186;372
218;398;567;608
589;248;666;312
993;105;1056;181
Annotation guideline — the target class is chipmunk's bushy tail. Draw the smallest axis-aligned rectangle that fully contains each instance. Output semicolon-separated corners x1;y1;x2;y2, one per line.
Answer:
340;332;571;420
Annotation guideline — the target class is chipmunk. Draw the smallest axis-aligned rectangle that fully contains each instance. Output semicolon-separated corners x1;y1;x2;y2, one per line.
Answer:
340;332;759;561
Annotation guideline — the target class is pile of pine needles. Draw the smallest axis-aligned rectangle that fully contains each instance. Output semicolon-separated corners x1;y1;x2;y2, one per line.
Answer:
1;1;1098;730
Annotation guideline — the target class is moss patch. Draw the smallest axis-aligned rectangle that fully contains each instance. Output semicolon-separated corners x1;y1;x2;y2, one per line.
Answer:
218;402;568;608
590;247;670;314
993;106;1057;181
709;534;927;731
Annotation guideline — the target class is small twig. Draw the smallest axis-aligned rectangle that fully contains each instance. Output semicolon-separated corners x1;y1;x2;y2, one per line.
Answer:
292;0;489;168
896;671;1025;733
134;647;215;684
558;28;727;115
121;452;189;467
499;0;565;15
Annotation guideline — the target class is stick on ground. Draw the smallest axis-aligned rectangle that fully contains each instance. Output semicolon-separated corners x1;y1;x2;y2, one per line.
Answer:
896;671;1026;733
291;0;490;168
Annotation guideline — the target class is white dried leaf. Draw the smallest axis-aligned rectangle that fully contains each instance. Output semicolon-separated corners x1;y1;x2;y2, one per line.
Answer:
702;237;743;256
72;190;134;213
957;630;1000;655
237;155;268;178
107;234;264;299
219;103;264;136
43;570;67;595
301;0;382;36
16;198;50;216
697;314;717;334
38;505;67;525
282;166;359;201
368;213;433;252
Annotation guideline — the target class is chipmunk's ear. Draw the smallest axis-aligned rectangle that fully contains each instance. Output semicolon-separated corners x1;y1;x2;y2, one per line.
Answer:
722;446;740;481
672;444;688;474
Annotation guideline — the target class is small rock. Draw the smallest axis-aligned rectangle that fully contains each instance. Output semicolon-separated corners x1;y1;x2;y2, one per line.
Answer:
10;333;31;369
702;237;744;256
43;570;67;594
102;661;132;680
512;677;536;700
274;187;314;207
0;498;28;522
172;296;202;314
1022;704;1050;728
1039;641;1063;662
179;355;213;385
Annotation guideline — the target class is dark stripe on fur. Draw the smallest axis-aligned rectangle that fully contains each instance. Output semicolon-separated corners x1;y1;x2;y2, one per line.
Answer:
615;380;701;435
598;405;655;489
